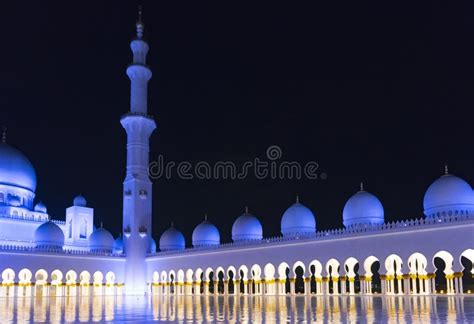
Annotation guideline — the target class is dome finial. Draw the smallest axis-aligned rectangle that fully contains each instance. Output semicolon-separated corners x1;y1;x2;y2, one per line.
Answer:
100;221;103;228
444;163;449;175
1;126;6;143
245;206;249;214
171;221;174;228
136;5;144;38
296;194;300;203
204;213;208;221
360;181;364;191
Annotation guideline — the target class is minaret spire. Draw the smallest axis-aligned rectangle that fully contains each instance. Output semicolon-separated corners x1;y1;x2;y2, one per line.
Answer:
245;206;249;214
360;182;364;191
296;195;300;204
444;163;449;175
136;5;144;39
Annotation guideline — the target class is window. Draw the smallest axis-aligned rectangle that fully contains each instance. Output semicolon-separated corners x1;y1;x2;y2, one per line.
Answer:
80;219;87;239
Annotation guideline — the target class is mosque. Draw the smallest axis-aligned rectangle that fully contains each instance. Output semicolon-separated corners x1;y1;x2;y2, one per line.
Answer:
0;13;473;299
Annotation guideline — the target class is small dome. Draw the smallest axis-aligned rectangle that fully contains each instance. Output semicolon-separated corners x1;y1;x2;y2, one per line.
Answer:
9;196;22;207
192;219;220;247
281;200;316;237
423;173;474;218
0;143;37;192
232;212;263;242
113;236;123;254
89;228;114;252
150;237;157;253
73;195;87;207
34;201;47;213
343;187;384;227
35;221;64;249
159;227;185;251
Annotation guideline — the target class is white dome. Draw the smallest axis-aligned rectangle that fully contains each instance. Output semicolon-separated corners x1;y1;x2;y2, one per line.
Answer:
35;221;64;250
343;187;384;227
423;173;474;218
159;227;185;251
192;220;220;247
281;201;316;237
73;195;87;207
0;143;37;193
89;228;114;252
232;212;263;242
34;201;47;213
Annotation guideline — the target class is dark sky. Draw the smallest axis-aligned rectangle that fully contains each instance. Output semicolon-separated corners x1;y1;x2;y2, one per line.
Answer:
2;2;474;244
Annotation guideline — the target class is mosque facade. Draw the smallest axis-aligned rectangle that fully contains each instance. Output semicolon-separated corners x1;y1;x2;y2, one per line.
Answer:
0;15;473;299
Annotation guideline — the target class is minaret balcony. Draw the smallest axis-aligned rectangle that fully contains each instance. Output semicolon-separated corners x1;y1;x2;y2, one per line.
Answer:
124;225;131;238
138;226;147;238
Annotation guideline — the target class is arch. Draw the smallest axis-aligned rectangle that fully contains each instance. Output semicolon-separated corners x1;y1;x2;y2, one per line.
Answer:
326;259;341;295
35;269;48;284
277;262;291;294
433;251;454;294
216;267;225;294
461;249;474;293
51;269;63;285
80;271;91;285
93;271;104;285
363;256;380;276
152;271;160;284
363;256;381;294
105;272;115;285
278;262;290;279
1;268;15;284
292;261;306;276
66;270;77;284
250;264;262;279
433;251;454;274
18;268;32;284
264;263;275;280
238;265;249;280
168;270;176;294
385;254;403;275
344;257;359;278
194;268;203;282
408;252;429;295
308;260;323;294
185;269;194;283
160;271;167;283
205;267;214;294
226;266;237;295
177;269;185;283
238;265;249;294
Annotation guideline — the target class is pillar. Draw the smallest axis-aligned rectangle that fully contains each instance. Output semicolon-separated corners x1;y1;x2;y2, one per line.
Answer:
304;278;311;295
348;277;355;295
290;278;296;295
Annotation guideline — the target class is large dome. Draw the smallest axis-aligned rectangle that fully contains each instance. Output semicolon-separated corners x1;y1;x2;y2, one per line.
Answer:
232;211;263;242
0;143;37;192
35;221;64;249
423;173;474;218
343;186;384;227
281;200;316;237
192;219;220;247
89;228;114;252
159;227;185;251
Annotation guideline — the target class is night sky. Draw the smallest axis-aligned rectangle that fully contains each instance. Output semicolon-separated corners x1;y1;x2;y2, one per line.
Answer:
2;2;474;244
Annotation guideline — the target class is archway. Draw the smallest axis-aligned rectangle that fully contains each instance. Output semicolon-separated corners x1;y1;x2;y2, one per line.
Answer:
227;266;237;295
18;268;32;297
326;259;340;294
278;262;290;294
152;271;160;295
216;268;225;294
65;270;77;296
1;268;15;297
238;265;248;294
461;249;474;293
344;257;359;294
263;263;276;295
35;269;48;297
408;252;428;294
177;270;185;295
160;271;168;295
105;272;115;295
205;268;214;294
309;260;323;294
185;269;194;295
195;268;203;295
364;256;381;294
385;254;403;294
433;251;454;294
250;264;262;295
50;269;63;296
292;261;305;294
169;271;176;295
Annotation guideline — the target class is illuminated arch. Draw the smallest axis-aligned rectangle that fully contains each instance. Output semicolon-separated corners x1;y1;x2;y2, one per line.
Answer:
344;257;359;278
238;265;249;280
408;252;428;275
79;271;90;285
205;267;214;281
461;249;474;274
325;259;340;277
264;263;276;280
152;271;160;284
160;271;167;283
227;266;237;279
250;264;262;279
51;269;63;285
177;270;185;283
385;254;403;275
433;251;454;275
185;269;194;283
18;268;32;285
277;262;290;279
194;268;203;282
292;261;306;276
93;271;104;285
35;269;48;284
216;267;225;280
105;272;115;285
1;268;15;284
363;256;380;277
309;260;323;278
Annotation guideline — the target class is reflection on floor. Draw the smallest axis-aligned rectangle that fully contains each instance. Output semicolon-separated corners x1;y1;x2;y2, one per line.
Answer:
0;294;472;323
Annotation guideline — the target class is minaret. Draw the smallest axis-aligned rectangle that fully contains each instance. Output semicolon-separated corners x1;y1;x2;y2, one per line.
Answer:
121;7;156;295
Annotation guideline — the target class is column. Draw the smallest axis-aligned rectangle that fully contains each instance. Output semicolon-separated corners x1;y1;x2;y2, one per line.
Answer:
397;275;403;295
290;278;296;295
340;277;346;295
332;277;339;295
304;278;311;295
348;277;355;295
